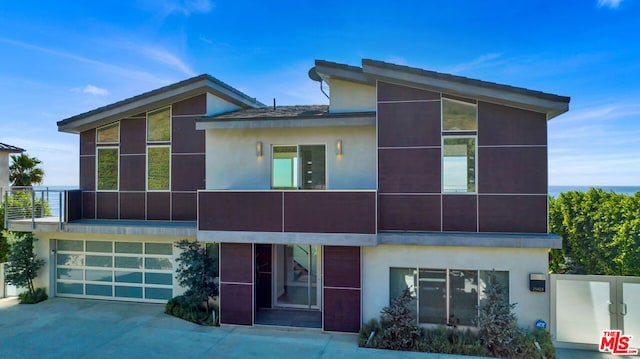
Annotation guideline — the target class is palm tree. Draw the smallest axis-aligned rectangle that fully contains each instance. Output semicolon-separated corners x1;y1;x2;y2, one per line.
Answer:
9;153;45;187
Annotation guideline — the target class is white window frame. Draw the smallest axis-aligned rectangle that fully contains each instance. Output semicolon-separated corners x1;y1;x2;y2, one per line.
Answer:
441;136;477;194
96;122;120;144
146;145;171;192
96;147;119;192
146;105;172;143
270;143;327;190
441;97;478;133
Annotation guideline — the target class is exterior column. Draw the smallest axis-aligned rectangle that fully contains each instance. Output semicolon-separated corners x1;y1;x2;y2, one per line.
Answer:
323;245;361;332
219;242;253;326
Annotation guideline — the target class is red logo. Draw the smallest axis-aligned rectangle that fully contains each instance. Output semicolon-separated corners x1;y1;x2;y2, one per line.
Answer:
600;330;638;355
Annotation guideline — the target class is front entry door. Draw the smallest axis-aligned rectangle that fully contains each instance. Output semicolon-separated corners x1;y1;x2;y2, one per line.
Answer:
274;244;320;309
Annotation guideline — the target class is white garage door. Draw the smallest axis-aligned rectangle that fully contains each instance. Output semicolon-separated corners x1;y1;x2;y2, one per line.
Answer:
55;239;174;303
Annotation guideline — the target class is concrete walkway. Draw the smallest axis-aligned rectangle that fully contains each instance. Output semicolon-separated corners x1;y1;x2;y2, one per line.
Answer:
0;297;624;359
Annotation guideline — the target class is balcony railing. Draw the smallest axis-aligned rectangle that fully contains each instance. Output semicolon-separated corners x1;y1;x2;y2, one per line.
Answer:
198;190;377;234
2;187;81;230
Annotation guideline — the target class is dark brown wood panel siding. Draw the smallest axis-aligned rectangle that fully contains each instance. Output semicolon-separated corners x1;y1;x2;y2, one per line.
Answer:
220;283;253;326
478;101;547;146
171;154;205;191
80;156;95;191
378;81;440;102
82;191;95;219
478;147;547;194
120;118;146;154
119;155;145;191
255;244;272;309
378;194;441;231
172;94;206;116
171;192;196;221
378;148;441;193
378;102;441;147
442;195;477;232
146;192;170;220
66;190;82;222
478;195;547;233
119;192;146;220
198;192;283;232
172;116;205;154
80;130;95;156
96;192;118;219
283;192;376;234
324;246;360;288
323;288;361;333
220;243;253;283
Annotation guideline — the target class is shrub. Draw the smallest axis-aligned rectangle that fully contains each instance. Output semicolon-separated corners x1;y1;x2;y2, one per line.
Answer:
358;318;383;347
378;287;422;351
478;270;518;358
18;287;48;304
513;329;556;359
165;295;217;326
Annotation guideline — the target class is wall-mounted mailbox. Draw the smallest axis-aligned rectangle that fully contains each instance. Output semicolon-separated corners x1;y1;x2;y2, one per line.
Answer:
529;273;546;292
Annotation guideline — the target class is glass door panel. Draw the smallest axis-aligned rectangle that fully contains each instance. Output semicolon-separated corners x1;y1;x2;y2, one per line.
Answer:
300;145;326;190
622;282;640;349
274;244;320;309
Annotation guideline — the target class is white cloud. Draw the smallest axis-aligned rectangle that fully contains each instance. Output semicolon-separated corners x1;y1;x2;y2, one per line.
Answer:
598;0;623;8
442;53;504;74
138;0;214;17
138;46;195;77
72;85;109;96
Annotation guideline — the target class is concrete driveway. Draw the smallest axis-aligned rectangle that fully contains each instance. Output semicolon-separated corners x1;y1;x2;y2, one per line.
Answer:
0;297;615;359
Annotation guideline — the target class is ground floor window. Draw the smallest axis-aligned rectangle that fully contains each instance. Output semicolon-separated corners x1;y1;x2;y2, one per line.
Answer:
389;267;509;326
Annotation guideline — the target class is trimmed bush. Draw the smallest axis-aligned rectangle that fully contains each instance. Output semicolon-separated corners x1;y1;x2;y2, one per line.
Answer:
18;287;48;304
165;294;218;326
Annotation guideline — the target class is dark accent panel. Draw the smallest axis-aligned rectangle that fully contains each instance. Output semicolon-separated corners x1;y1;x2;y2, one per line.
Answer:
82;191;95;219
120;192;146;220
378;195;441;231
378;102;441;147
198;192;283;232
146;192;170;220
442;195;477;232
80;156;95;191
324;246;360;288
284;192;376;234
173;116;205;154
119;155;145;191
323;288;361;333
220;283;253;326
96;192;118;219
378;148;441;193
120;118;146;154
172;154;205;190
478;147;547;194
478;101;547;146
80;130;95;155
255;243;272;309
172;94;206;116
65;190;82;222
220;243;253;283
171;192;196;221
479;195;547;233
378;81;440;102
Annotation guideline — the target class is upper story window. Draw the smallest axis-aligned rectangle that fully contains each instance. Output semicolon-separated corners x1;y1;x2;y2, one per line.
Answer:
147;106;171;142
272;145;326;190
147;146;170;191
97;122;119;144
97;147;118;191
442;97;477;193
442;98;477;132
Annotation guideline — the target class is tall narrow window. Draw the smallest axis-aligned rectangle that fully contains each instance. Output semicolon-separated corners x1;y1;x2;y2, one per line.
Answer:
147;106;171;142
271;145;326;190
97;148;118;191
443;137;476;193
147;146;170;191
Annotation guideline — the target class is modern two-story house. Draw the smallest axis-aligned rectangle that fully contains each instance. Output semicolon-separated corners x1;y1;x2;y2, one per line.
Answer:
12;58;569;334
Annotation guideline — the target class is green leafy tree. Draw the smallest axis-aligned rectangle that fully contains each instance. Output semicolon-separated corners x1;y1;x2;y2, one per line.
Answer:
549;189;640;275
174;239;219;313
5;232;45;295
9;153;45;187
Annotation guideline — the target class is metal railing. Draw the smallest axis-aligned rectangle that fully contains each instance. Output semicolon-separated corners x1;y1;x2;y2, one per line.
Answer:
2;187;66;229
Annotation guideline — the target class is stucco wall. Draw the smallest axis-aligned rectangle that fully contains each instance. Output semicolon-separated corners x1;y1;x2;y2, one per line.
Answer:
207;93;241;115
0;152;9;196
329;78;376;112
362;245;550;329
205;125;376;190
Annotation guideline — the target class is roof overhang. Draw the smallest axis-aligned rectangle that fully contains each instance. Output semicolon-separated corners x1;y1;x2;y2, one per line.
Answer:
57;75;264;134
196;112;375;130
0;143;25;153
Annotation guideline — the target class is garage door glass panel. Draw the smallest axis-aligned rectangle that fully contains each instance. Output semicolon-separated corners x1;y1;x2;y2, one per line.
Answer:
115;256;142;269
115;286;143;298
115;271;143;283
58;282;83;295
87;241;112;253
145;258;172;270
57;254;84;266
86;270;113;282
57;268;83;280
115;242;143;254
86;284;112;297
145;243;172;255
58;240;83;251
86;255;112;267
145;272;172;285
145;287;172;300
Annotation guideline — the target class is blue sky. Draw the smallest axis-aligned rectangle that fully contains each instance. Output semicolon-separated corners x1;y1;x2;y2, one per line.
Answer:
1;0;638;186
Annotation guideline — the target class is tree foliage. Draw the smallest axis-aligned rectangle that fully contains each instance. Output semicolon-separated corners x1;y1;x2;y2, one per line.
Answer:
549;188;640;275
9;153;45;187
478;271;518;358
174;239;219;312
5;232;45;296
379;287;422;351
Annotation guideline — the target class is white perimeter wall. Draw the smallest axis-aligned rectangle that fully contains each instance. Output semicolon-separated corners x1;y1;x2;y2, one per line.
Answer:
362;245;550;329
205;125;376;190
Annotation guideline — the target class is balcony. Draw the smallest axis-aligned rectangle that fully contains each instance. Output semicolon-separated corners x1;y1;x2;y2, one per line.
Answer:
2;187;81;232
198;190;377;245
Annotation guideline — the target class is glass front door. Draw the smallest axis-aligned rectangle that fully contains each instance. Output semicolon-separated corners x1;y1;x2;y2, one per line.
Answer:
274;244;320;309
